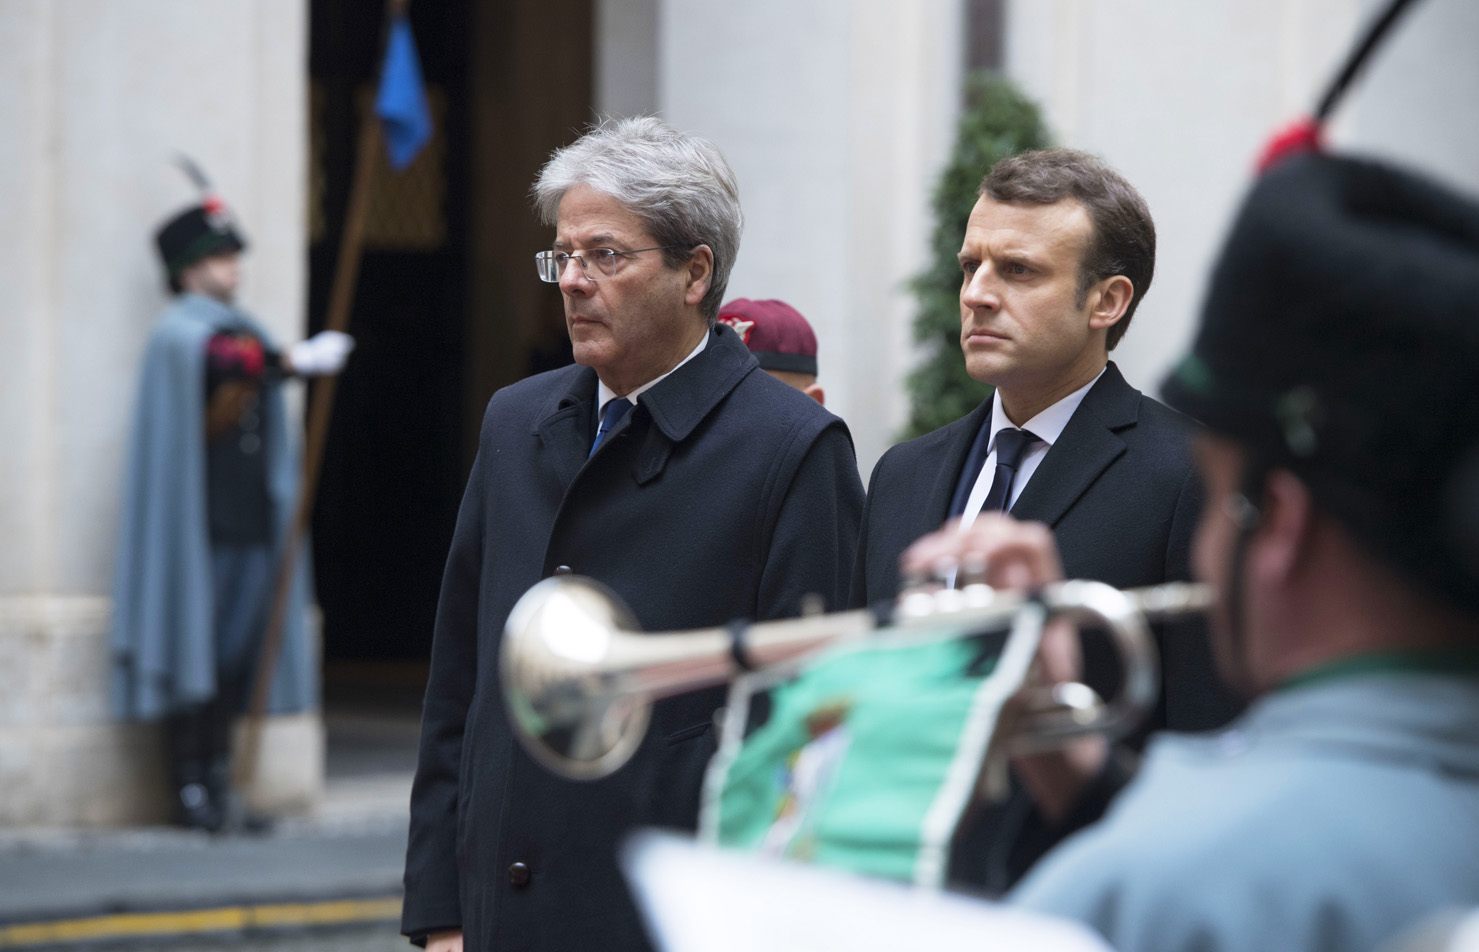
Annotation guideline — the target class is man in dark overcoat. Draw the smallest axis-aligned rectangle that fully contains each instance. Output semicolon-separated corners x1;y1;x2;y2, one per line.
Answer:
850;149;1241;889
401;116;865;951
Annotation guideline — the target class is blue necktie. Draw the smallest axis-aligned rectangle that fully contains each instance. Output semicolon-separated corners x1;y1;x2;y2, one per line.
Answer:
979;427;1040;514
589;398;634;457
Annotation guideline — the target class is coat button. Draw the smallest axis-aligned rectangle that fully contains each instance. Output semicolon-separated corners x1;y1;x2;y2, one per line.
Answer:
553;565;573;576
508;861;531;888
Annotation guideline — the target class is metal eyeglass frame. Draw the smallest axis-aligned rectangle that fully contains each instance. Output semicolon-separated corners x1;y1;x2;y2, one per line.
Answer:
534;245;685;283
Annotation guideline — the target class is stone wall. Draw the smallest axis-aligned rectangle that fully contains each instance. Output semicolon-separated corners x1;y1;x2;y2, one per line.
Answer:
602;0;966;478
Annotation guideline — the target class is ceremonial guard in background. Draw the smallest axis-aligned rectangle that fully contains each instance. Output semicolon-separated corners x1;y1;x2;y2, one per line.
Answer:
111;177;353;832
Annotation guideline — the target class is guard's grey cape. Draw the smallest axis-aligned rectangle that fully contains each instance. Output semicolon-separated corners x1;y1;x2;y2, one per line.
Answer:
110;293;316;720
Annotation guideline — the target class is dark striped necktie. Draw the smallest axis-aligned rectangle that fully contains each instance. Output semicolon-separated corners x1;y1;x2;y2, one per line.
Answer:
979;427;1040;513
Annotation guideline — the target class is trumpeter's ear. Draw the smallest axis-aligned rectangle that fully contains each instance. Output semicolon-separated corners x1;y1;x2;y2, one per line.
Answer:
1248;468;1316;586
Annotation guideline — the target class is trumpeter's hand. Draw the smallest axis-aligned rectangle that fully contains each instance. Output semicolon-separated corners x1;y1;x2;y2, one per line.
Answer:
901;514;1107;822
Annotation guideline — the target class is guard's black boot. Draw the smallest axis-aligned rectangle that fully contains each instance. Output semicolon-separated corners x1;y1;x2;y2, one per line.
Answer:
167;709;225;833
175;773;224;832
204;696;274;836
206;755;275;836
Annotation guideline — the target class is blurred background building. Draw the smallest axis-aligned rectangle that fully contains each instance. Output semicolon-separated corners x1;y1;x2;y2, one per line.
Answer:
2;0;1476;828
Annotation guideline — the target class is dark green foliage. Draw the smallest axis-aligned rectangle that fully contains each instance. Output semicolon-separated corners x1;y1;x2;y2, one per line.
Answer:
904;74;1052;438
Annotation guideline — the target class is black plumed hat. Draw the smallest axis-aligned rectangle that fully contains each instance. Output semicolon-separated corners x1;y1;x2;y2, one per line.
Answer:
1161;0;1479;611
154;201;246;277
153;157;247;283
1162;154;1479;610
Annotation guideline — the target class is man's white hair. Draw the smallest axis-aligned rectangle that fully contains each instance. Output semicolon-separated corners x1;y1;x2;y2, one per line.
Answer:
532;116;743;324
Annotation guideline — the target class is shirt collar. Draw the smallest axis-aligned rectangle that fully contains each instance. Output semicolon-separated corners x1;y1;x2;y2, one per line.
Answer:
989;365;1106;451
596;332;710;417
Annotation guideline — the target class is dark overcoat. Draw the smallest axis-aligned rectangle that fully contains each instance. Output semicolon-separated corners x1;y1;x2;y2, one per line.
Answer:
402;323;864;950
850;362;1243;886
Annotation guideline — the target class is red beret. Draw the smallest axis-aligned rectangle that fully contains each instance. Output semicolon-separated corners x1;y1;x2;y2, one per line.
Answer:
718;298;818;376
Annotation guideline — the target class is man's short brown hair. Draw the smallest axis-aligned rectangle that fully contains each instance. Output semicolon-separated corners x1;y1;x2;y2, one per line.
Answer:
980;148;1155;349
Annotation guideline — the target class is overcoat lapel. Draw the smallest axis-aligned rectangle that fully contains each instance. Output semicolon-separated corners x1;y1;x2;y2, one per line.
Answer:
533;370;598;492
1011;363;1138;527
533;323;761;495
638;325;756;442
620;323;758;485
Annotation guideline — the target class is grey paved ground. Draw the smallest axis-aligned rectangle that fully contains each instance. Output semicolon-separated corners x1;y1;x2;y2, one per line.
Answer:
0;685;420;950
78;925;408;952
0;814;408;923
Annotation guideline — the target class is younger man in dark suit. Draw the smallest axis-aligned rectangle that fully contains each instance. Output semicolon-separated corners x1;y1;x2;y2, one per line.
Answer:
852;148;1239;888
906;133;1479;952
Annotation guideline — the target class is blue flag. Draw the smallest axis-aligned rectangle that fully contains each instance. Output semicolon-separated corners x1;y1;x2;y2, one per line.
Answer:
375;14;432;170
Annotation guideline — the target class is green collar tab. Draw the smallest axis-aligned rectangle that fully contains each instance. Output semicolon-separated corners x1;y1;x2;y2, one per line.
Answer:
1278;648;1479;693
1173;354;1216;395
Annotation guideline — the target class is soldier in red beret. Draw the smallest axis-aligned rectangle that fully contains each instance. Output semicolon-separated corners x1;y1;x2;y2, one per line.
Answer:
719;297;826;405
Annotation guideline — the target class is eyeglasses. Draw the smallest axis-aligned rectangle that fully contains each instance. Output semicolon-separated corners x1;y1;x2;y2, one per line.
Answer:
534;245;684;283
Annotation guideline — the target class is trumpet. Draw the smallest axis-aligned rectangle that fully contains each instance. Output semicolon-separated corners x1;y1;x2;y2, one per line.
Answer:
501;576;1212;781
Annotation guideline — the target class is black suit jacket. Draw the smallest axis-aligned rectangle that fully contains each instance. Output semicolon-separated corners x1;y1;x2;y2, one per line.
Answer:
402;324;865;950
851;362;1241;886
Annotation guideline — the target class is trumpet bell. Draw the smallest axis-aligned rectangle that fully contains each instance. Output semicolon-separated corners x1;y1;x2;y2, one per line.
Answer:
501;576;651;780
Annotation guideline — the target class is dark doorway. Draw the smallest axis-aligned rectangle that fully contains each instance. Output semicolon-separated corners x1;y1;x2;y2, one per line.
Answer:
309;0;471;663
308;0;594;665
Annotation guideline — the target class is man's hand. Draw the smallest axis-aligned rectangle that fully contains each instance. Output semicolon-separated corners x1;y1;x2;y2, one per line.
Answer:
901;514;1108;823
425;929;463;952
902;514;1063;600
285;329;355;376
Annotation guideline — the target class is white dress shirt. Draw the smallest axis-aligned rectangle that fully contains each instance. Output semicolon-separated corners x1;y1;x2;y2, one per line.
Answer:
595;332;710;424
957;366;1106;532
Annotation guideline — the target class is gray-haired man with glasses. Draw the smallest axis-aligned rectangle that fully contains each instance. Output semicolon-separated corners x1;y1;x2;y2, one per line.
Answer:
402;116;864;952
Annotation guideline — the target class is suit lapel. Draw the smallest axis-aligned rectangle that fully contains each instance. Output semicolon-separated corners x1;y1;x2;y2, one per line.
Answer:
931;398;993;525
884;399;992;554
1011;363;1139;527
